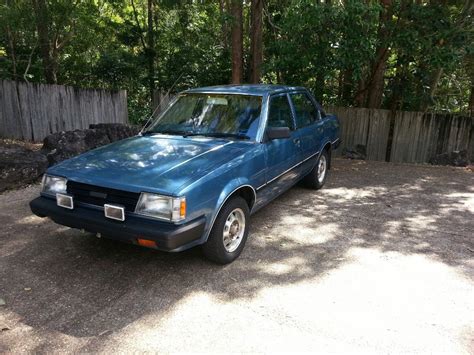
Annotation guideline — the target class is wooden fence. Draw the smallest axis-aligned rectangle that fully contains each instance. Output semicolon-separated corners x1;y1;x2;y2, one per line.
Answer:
0;80;128;142
327;107;473;164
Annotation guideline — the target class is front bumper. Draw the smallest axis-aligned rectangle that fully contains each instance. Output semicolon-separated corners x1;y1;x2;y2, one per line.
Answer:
30;196;206;251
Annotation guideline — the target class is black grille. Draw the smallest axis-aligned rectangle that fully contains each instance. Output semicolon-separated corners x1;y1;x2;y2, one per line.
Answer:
67;181;140;212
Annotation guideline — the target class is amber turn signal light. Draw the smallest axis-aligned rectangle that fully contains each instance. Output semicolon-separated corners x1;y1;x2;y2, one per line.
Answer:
180;199;186;219
137;238;157;248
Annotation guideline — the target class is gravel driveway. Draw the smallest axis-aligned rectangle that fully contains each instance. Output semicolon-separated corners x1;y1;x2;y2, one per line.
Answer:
1;159;473;353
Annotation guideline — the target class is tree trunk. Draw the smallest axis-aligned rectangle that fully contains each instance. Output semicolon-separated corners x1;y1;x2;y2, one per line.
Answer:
387;54;409;111
419;67;443;111
219;0;230;51
341;68;353;104
354;78;367;107
366;48;389;108
469;84;474;117
32;0;57;84
250;0;263;83
147;0;155;105
365;0;393;108
230;0;243;84
314;72;325;104
5;25;17;79
337;71;344;101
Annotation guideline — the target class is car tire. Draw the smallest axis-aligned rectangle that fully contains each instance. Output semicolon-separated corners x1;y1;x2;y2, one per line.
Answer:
202;196;250;264
303;149;330;190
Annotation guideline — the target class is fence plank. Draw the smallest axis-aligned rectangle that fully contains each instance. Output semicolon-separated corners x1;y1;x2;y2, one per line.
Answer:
0;80;128;142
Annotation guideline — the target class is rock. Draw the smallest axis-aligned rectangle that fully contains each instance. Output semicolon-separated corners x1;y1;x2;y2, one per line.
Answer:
0;124;138;191
89;123;140;142
42;123;139;166
428;150;469;167
42;129;111;166
0;143;48;193
342;144;367;160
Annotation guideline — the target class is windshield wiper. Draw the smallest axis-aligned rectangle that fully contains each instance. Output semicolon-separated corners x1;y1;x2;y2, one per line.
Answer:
186;132;251;140
142;129;192;136
143;130;250;140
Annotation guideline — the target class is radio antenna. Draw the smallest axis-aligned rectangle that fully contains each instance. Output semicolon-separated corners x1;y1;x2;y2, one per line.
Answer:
139;72;184;135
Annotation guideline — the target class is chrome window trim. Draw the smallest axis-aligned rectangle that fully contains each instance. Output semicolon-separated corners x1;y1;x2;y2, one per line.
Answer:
256;94;270;142
183;91;265;97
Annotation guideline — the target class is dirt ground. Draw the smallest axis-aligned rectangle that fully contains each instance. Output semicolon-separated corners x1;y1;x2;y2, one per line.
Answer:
0;158;473;354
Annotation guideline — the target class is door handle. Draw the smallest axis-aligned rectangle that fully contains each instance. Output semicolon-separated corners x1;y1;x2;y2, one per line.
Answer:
293;138;301;145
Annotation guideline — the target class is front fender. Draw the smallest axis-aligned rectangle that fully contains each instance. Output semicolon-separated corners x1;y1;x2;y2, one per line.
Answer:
179;144;264;244
202;177;255;242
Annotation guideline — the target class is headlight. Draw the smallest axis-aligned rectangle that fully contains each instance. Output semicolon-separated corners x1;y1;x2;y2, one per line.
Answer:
41;175;67;196
135;193;186;222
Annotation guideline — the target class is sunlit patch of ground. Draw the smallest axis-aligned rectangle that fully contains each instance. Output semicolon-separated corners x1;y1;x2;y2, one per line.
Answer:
92;248;473;353
0;159;473;353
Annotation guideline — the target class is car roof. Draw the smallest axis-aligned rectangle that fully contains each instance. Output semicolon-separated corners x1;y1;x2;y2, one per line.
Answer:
183;84;307;96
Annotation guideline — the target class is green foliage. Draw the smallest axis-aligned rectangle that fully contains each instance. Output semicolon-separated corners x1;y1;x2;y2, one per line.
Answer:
264;0;471;112
0;0;472;119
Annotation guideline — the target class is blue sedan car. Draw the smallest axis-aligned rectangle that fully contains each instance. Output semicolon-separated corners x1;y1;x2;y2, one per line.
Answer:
30;85;340;264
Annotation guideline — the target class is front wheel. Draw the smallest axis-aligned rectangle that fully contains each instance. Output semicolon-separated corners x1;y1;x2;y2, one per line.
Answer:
303;149;329;190
202;196;250;264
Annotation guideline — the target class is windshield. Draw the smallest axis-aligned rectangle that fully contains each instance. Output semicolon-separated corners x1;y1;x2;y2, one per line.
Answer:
147;94;263;140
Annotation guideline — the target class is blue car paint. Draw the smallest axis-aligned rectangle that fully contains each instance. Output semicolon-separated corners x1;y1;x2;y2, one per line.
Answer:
43;85;340;251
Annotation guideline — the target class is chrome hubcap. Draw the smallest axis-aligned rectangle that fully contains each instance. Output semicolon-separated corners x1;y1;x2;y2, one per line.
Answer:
317;155;327;183
223;208;245;253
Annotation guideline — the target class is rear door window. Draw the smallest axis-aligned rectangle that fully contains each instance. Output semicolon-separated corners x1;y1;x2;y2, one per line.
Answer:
290;93;320;128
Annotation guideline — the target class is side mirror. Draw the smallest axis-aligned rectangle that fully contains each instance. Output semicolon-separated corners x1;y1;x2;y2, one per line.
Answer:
266;126;291;140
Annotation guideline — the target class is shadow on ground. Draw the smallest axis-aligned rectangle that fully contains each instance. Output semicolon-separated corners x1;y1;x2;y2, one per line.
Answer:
0;159;472;352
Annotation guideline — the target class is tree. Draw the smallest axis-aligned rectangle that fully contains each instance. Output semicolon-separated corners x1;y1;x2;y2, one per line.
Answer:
32;0;56;83
230;0;243;84
365;0;393;109
130;0;156;106
250;0;263;83
147;0;155;106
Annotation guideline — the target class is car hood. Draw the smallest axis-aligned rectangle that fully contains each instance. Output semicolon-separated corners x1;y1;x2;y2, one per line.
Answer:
48;135;247;194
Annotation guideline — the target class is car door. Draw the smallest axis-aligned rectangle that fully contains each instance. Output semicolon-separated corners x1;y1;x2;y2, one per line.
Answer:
258;93;302;200
289;91;323;174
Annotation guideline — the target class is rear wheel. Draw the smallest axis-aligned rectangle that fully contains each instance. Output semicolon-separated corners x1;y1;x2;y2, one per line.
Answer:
202;196;250;264
303;149;329;189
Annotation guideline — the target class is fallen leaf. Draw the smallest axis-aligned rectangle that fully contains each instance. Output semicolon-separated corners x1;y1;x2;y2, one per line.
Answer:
24;288;31;291
0;298;5;306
